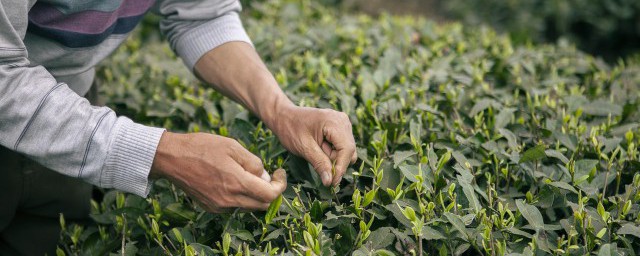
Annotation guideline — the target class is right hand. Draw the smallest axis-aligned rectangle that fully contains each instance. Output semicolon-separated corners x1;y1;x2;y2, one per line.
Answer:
150;132;287;213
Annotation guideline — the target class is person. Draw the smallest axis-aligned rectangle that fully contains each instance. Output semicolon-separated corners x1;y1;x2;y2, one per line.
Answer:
0;0;357;254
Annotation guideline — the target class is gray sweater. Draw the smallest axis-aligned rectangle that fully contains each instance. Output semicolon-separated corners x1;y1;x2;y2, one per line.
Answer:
0;0;252;197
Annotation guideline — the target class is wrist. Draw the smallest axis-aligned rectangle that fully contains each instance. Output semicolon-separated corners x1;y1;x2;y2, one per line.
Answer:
261;94;295;133
150;131;182;180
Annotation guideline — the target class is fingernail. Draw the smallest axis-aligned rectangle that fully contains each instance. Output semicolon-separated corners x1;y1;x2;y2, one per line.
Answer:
322;172;331;185
261;169;271;182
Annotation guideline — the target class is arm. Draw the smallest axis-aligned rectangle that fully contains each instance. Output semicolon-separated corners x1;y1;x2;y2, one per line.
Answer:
193;42;357;186
0;1;164;197
148;0;289;212
150;0;356;212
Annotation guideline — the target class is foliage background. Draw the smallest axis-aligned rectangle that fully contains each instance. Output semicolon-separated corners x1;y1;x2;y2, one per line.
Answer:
267;0;640;61
58;0;640;255
441;0;640;61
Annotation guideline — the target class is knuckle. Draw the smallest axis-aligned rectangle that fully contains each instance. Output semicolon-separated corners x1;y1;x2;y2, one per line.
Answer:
214;197;230;208
299;142;314;156
231;179;245;193
311;159;326;171
323;125;338;136
225;195;237;207
264;191;278;202
221;136;239;147
251;155;264;170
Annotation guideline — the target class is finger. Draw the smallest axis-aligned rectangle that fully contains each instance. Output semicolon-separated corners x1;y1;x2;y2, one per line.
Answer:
261;170;271;182
351;150;357;164
231;142;264;178
332;148;353;186
323;129;356;186
321;141;334;159
241;169;287;203
305;141;334;186
235;195;271;211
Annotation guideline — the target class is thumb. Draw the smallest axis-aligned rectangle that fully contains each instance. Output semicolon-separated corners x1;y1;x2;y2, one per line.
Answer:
305;143;333;186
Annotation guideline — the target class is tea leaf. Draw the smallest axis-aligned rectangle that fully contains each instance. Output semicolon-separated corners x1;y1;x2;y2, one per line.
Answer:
519;145;547;164
444;212;469;240
265;195;283;225
516;200;544;231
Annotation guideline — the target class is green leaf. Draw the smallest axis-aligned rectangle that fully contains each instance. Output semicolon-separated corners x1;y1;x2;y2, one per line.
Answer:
310;200;324;221
164;203;197;222
56;247;66;256
458;176;481;213
596;228;607;239
436;151;452;171
374;249;395;256
398;164;420;183
618;224;640;239
574;159;598;178
547;181;578;194
583;100;623;116
422;226;446;240
393;150;417;168
303;230;315;249
598;243;612;256
263;229;284;241
544;149;569;164
171;228;184;244
222;233;231;254
189;244;216;256
265;195;282;225
498;128;519;150
409;119;422;146
444;212;469;240
367;227;395;249
494;108;516;129
231;230;255;243
469;99;499;116
123;242;139;256
363;189;377;207
401;206;417;222
515;200;544;230
519;144;547;164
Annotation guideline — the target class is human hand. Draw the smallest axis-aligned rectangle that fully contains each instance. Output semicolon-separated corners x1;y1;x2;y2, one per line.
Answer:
267;105;357;186
150;132;286;213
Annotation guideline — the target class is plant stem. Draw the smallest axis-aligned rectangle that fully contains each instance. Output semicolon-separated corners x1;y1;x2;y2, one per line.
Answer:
331;186;341;205
615;170;621;195
583;216;588;251
154;238;174;256
164;233;179;252
602;169;610;200
121;214;126;256
418;235;423;256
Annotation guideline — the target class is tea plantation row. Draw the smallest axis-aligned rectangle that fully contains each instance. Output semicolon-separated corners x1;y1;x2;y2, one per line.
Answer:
59;0;640;255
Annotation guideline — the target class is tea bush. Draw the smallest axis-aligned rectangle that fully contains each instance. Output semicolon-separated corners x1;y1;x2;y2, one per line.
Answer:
444;0;640;60
58;0;640;255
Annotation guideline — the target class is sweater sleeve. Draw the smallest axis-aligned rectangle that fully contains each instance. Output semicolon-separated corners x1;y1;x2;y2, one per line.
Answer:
0;1;164;197
152;0;253;71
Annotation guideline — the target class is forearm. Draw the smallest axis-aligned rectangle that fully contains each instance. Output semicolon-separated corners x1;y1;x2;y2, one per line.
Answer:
193;42;294;127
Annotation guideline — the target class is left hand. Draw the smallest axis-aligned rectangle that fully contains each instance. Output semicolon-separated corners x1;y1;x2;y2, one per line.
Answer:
267;105;357;186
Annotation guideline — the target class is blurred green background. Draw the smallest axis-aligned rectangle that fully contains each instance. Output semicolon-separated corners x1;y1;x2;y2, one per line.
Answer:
238;0;640;62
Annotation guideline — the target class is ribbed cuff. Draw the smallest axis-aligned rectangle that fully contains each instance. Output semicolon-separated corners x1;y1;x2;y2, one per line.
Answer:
175;12;253;71
103;119;165;197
